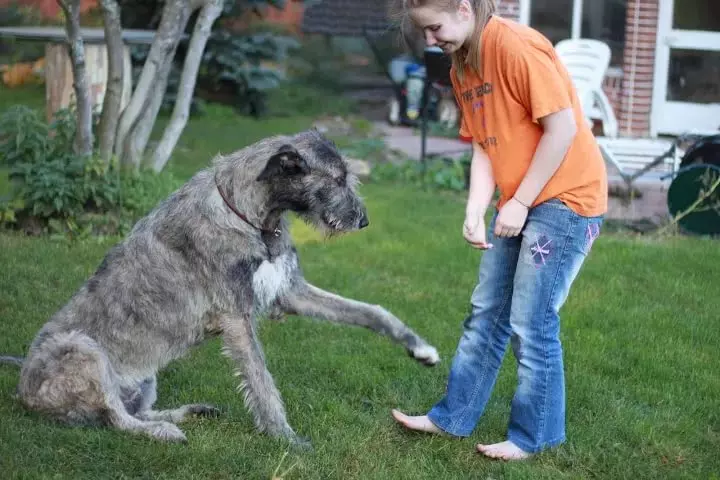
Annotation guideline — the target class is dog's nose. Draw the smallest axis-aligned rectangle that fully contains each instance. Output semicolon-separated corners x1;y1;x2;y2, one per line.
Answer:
359;213;369;229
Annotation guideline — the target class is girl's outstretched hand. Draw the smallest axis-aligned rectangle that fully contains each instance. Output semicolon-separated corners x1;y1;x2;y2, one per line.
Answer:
494;198;528;238
463;212;493;250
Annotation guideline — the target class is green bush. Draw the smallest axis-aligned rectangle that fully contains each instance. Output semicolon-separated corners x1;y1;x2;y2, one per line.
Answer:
340;138;388;164
0;105;181;238
370;155;471;192
0;106;116;219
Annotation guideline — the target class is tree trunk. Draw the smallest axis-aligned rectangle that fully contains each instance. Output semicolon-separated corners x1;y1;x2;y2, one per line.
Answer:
57;0;93;157
114;0;192;170
123;42;178;169
97;0;124;164
151;0;224;172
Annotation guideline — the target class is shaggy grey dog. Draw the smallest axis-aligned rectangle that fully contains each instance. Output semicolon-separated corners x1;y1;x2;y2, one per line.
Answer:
0;129;440;447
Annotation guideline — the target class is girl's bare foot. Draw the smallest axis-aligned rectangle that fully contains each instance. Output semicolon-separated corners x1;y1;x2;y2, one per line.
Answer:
391;409;444;434
476;441;531;460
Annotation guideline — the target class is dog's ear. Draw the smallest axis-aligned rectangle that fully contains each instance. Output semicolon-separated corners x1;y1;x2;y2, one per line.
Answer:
257;144;309;181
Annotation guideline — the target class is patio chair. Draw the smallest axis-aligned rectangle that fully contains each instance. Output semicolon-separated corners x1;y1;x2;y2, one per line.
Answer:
555;38;619;138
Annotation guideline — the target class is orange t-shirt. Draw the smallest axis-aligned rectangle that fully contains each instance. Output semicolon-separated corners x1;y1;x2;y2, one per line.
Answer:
451;15;608;217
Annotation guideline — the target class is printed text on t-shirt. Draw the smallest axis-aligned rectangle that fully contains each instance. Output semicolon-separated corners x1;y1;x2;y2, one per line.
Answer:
460;82;496;149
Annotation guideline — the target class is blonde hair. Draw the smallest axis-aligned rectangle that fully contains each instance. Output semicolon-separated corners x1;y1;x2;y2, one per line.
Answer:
393;0;496;80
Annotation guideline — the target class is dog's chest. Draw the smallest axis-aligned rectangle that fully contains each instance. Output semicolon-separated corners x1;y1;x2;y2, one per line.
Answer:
252;253;295;310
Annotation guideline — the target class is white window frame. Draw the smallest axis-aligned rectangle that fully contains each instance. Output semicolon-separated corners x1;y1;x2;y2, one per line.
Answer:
650;0;720;136
518;0;531;25
517;0;583;39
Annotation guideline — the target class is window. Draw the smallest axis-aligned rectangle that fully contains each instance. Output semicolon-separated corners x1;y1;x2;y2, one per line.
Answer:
529;0;627;67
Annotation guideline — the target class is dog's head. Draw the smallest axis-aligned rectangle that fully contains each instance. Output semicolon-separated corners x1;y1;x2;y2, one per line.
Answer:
255;129;368;234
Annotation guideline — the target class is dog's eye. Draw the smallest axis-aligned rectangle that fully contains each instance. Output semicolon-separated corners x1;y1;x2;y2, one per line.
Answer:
335;176;345;187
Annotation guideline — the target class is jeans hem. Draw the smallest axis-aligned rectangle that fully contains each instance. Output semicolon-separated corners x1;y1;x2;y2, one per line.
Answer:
426;410;472;438
507;433;566;454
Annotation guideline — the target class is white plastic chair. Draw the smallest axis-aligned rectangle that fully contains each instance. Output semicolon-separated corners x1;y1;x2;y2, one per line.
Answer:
555;38;619;138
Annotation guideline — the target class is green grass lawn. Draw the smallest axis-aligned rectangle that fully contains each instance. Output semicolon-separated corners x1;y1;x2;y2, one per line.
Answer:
1;84;719;479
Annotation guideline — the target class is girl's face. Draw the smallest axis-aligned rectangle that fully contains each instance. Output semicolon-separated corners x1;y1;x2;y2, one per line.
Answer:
409;2;475;54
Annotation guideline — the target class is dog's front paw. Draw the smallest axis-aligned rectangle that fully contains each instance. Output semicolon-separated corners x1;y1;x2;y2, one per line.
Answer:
408;344;441;367
187;403;222;418
148;421;187;443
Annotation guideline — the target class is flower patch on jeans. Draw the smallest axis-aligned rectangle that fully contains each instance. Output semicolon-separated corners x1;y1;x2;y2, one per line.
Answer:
585;224;600;253
530;235;552;268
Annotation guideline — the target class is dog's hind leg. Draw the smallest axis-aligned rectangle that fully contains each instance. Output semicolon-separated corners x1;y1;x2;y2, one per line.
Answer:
18;331;187;442
220;314;308;448
280;281;441;366
133;376;221;423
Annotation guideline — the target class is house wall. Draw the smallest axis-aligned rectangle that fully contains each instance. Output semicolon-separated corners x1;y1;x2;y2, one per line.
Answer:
602;70;624;126
617;0;658;137
4;0;662;137
508;0;659;138
303;0;664;138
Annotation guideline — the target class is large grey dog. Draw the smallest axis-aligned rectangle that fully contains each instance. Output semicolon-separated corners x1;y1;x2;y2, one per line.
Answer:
0;129;439;446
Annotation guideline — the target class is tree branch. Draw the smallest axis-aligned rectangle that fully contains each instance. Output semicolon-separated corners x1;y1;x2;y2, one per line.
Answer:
57;0;93;157
114;0;192;168
151;0;225;172
655;172;720;236
97;0;124;164
123;41;179;168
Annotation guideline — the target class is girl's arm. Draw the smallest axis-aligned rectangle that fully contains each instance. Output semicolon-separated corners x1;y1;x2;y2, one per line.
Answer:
466;139;496;219
463;140;497;248
513;107;577;207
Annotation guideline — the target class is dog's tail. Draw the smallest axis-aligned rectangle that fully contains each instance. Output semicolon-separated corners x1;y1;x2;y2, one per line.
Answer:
0;356;24;367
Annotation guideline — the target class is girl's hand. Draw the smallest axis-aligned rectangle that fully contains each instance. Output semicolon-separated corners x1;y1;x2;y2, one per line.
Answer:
463;212;493;249
494;197;529;238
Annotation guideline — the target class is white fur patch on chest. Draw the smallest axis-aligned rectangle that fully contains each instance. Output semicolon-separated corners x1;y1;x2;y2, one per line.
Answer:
252;253;294;311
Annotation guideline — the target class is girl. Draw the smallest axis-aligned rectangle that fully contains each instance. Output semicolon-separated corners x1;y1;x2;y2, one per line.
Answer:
390;0;607;461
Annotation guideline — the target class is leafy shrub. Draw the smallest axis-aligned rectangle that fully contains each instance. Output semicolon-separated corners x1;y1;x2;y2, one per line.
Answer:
370;155;471;192
0;105;181;238
340;138;389;164
119;168;183;220
198;30;300;117
0;106;117;219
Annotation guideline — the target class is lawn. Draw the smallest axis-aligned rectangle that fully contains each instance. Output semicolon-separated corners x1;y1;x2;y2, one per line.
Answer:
1;84;719;479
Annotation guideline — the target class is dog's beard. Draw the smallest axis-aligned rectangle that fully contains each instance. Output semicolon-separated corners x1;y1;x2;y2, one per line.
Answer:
295;211;341;239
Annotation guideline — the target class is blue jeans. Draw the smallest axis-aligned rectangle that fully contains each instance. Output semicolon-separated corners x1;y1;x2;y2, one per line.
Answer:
427;199;603;453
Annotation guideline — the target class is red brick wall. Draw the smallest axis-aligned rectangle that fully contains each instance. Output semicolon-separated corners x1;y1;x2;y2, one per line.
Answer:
617;0;658;137
602;68;624;120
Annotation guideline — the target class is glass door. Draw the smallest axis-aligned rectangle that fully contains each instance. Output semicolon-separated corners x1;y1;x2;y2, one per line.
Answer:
652;0;720;135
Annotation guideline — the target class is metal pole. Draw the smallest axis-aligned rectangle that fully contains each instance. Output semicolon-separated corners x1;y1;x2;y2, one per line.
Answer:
420;77;430;176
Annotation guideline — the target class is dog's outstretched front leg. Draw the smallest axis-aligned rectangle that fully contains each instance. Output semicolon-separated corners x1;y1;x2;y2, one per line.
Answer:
221;314;309;448
280;281;440;366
